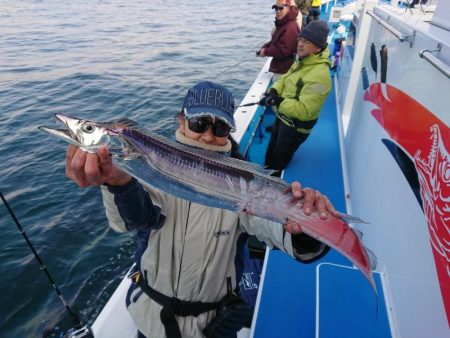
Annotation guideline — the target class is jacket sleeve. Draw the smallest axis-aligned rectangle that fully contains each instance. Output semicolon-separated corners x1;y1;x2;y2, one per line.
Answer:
238;214;329;263
100;177;165;233
263;24;299;59
278;64;331;121
278;76;330;121
271;73;287;97
291;233;330;263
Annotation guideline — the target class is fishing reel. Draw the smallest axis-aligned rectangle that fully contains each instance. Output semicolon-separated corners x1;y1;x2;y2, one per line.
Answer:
42;324;94;338
64;325;94;338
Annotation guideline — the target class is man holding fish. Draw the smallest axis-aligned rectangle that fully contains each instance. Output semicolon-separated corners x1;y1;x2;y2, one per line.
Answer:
60;81;343;338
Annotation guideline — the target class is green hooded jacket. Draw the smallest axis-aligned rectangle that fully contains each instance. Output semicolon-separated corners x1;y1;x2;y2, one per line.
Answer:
271;47;332;133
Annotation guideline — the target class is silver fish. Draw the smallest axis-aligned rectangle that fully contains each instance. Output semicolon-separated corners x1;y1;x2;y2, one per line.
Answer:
40;113;377;291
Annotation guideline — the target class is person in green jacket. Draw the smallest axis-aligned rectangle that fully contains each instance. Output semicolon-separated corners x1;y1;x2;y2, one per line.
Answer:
260;20;332;175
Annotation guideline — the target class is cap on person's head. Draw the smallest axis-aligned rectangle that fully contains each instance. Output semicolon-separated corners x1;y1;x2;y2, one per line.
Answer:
298;20;330;49
272;0;292;9
182;81;236;131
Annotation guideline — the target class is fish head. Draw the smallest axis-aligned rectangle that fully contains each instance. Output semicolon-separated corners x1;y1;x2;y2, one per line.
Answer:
39;113;115;152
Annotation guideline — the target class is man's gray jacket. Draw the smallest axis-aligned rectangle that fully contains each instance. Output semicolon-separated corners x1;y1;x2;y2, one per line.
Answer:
100;178;328;338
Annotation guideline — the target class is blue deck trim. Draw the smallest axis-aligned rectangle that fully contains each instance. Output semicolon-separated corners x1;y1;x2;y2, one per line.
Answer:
253;85;390;337
239;105;267;160
317;264;391;338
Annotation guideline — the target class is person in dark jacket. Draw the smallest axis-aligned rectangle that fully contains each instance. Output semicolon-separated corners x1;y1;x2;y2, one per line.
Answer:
256;0;300;80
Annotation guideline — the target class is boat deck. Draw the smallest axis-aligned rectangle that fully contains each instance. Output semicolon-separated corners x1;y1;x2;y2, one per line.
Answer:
252;84;392;338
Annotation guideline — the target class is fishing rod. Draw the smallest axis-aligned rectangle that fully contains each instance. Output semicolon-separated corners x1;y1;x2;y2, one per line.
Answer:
214;38;268;79
0;191;94;338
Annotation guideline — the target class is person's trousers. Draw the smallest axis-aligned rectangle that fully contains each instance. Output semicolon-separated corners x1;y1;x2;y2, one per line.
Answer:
307;7;320;23
265;118;309;173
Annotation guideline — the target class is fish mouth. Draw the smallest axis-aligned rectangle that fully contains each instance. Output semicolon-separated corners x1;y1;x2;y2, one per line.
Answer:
39;113;83;146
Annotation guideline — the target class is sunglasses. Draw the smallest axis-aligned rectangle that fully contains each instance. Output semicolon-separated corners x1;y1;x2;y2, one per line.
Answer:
187;116;232;137
272;5;286;11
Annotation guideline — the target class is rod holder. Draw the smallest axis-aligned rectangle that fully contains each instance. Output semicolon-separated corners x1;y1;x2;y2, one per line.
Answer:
419;44;450;79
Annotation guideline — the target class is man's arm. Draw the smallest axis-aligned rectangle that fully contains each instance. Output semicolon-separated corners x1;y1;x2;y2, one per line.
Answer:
102;178;165;232
66;144;165;232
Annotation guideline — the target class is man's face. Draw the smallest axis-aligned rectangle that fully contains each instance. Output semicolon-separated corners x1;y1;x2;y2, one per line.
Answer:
273;4;289;20
179;115;229;147
297;37;321;59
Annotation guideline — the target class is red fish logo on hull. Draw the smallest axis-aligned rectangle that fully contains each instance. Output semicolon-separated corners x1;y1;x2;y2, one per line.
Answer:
364;83;450;325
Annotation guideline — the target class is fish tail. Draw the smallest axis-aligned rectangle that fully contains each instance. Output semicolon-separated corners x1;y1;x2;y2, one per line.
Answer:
287;210;377;292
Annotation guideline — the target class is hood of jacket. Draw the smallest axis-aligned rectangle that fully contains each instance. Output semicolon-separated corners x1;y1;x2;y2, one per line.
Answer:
275;6;299;27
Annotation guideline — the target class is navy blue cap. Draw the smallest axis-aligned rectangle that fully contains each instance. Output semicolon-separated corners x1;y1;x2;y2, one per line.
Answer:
182;81;236;131
299;20;330;49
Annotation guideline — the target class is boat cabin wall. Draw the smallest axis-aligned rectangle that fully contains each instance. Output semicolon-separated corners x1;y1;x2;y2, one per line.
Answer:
338;4;450;338
432;0;450;31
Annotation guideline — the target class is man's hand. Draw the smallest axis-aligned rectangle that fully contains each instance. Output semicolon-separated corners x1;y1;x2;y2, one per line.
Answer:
256;48;265;57
266;95;283;107
284;181;338;234
258;88;282;107
258;93;270;107
66;144;131;188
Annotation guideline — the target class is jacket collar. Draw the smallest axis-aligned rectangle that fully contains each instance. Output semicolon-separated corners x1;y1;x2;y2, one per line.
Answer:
297;46;331;66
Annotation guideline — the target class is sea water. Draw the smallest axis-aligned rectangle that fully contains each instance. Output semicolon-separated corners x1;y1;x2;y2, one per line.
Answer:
0;0;273;336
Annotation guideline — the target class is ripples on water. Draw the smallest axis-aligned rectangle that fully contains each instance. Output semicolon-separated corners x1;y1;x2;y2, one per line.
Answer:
0;0;272;336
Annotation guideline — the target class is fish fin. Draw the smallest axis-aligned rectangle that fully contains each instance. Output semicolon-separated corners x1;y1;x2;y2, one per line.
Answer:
352;229;378;270
137;132;280;177
202;152;277;177
338;212;369;224
262;169;280;176
366;246;378;271
114;125;283;179
262;165;282;176
109;118;141;129
353;227;364;241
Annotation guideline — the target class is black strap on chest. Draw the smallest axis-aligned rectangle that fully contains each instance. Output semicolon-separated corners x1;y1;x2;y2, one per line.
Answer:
277;113;318;130
132;272;218;338
294;77;304;100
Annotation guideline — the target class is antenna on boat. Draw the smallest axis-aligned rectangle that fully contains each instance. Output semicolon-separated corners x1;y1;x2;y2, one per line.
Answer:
0;191;94;338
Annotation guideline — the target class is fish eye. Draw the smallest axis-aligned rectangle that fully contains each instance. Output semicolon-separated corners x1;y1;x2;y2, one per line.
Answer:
82;123;95;133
